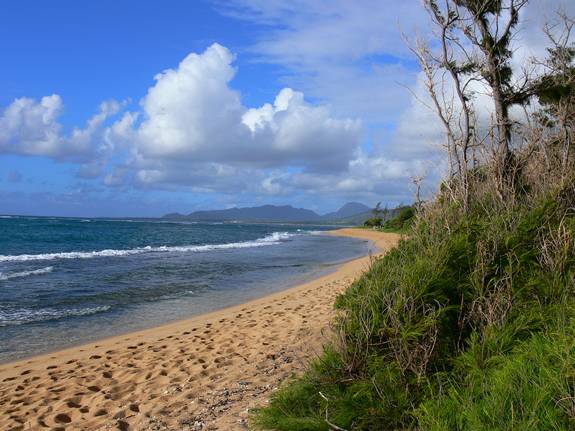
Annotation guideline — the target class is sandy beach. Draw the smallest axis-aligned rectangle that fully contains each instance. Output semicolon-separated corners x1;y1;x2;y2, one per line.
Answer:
0;229;399;431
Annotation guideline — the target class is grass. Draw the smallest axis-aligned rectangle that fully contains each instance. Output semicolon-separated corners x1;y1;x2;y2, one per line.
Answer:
251;182;575;430
417;330;575;430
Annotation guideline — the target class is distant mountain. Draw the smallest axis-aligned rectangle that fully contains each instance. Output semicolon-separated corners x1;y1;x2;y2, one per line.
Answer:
320;202;370;220
330;210;374;225
163;202;374;224
165;205;321;222
163;213;185;219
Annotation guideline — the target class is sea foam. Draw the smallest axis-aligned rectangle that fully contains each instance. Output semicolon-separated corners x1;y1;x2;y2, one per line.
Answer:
0;232;296;263
0;266;54;281
0;305;111;327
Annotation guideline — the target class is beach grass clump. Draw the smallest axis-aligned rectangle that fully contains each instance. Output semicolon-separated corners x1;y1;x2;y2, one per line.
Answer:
252;179;575;430
417;329;575;430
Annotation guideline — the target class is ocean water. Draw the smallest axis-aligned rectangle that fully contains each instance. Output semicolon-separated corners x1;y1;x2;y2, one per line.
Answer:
0;216;370;362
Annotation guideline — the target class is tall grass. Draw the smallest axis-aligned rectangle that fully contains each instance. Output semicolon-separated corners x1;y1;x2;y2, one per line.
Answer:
251;179;575;430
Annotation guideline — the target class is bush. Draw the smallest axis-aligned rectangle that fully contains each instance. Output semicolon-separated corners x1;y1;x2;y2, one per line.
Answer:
383;206;415;231
363;217;383;227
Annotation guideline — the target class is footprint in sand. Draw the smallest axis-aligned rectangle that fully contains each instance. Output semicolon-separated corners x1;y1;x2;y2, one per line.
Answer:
54;413;72;424
66;399;81;408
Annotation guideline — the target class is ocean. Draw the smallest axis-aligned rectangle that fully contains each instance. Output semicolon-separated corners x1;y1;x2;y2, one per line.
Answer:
0;216;370;362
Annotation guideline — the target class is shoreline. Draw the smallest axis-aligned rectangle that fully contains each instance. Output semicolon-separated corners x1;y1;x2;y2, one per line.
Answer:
0;230;373;366
0;228;399;430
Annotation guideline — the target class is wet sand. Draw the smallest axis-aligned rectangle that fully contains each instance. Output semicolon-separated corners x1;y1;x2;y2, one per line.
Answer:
0;228;400;431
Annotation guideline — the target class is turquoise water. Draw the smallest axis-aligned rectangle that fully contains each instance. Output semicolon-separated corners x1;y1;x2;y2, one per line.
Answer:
0;216;369;361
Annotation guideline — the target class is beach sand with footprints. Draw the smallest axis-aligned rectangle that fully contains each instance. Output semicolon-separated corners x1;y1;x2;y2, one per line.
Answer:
0;229;399;431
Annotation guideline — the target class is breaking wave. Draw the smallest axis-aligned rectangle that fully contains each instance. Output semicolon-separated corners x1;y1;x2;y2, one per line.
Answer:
0;305;112;327
0;266;54;281
0;232;296;263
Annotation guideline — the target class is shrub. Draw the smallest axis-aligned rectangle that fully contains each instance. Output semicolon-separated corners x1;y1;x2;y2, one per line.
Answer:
382;206;415;232
363;217;383;228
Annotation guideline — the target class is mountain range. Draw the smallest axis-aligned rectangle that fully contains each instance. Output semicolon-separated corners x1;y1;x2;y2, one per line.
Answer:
163;202;374;224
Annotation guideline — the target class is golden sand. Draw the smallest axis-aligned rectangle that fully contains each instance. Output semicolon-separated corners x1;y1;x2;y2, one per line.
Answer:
0;229;399;431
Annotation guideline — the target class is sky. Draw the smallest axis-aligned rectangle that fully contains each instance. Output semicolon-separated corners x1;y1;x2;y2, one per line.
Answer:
0;0;572;217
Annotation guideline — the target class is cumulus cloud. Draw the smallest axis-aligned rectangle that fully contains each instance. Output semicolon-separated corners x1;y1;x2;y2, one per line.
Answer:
5;0;571;212
205;0;575;206
0;96;120;162
134;44;245;160
241;87;362;170
0;40;444;207
108;43;363;189
0;43;363;201
0;95;65;157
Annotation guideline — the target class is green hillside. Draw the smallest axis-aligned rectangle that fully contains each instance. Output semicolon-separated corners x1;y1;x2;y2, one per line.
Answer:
251;1;575;429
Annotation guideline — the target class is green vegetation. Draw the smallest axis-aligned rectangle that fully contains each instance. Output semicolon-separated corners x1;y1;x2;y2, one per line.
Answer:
252;2;575;430
362;202;388;228
363;217;383;228
363;206;415;232
253;180;575;431
381;206;415;232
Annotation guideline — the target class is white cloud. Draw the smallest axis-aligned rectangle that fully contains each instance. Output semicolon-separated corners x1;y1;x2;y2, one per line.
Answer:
4;0;573;212
206;0;575;206
0;39;443;206
516;0;575;65
218;0;429;121
0;95;64;157
135;44;245;160
0;96;119;162
241;87;362;170
119;43;362;186
220;0;429;64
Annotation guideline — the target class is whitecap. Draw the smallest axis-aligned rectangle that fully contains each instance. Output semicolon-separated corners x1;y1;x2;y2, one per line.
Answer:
0;305;111;327
0;266;54;281
0;232;297;263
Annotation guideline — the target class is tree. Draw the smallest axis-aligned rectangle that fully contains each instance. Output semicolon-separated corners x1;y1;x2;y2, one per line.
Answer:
412;175;425;211
364;217;383;228
413;2;475;211
372;202;384;219
419;0;532;202
534;11;575;180
456;0;531;197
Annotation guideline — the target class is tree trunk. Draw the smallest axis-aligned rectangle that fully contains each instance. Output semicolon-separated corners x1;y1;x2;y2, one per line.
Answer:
478;20;513;198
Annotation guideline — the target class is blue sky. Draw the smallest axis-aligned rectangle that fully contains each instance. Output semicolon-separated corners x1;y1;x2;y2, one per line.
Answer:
0;0;566;217
0;1;284;113
0;0;286;216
